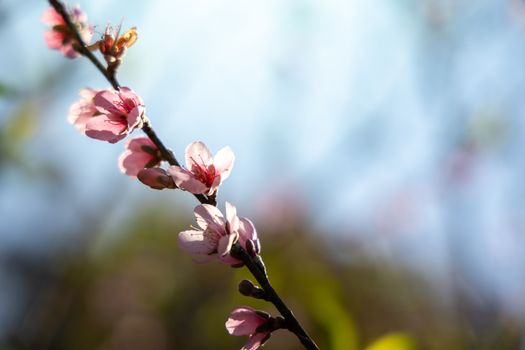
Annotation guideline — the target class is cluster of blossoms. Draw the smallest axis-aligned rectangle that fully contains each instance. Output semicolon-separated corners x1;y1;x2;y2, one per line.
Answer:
43;4;289;350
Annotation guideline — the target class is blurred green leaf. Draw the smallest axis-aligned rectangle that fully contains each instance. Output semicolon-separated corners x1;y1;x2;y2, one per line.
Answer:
0;81;11;96
4;101;37;145
309;284;359;350
365;332;417;350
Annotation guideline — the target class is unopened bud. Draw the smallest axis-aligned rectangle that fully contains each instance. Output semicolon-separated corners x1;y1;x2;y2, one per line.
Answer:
238;279;267;300
137;168;175;190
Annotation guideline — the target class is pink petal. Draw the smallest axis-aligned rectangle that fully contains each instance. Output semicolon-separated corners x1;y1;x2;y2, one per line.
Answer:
125;136;156;152
119;87;144;107
168;166;208;194
217;233;237;257
193;204;224;229
41;8;64;25
213;146;235;180
94;89;125;116
85;115;127;143
178;229;215;255
225;307;265;336
126;105;144;130
185;141;213;169
238;218;258;247
61;43;80;59
68;88;98;130
242;332;270;350
119;150;154;176
225;201;240;233
208;175;222;195
78;88;98;100
43;30;65;49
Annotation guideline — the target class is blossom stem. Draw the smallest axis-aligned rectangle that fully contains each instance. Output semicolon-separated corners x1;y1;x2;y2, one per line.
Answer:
47;0;215;206
231;244;320;350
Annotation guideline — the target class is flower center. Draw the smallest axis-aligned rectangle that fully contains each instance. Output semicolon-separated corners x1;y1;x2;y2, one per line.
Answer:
191;158;219;188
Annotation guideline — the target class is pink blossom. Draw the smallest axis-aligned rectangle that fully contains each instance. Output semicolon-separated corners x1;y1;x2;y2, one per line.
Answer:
168;141;234;195
225;307;271;350
82;87;145;143
178;202;259;265
68;88;100;132
42;6;93;59
137;168;175;190
118;137;161;176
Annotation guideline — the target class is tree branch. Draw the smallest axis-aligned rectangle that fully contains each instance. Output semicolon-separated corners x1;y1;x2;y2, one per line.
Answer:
47;0;316;347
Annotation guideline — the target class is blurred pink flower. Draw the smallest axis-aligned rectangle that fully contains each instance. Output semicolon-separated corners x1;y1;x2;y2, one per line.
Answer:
168;141;234;195
42;6;93;59
81;87;145;143
225;307;271;350
137;168;175;190
119;137;161;177
178;202;259;265
68;88;100;132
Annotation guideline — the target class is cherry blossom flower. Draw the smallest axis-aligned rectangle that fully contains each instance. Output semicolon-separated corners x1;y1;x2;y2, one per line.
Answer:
118;136;161;176
42;6;92;59
69;87;144;143
137;168;175;190
178;202;259;265
168;141;234;195
225;307;271;350
83;87;145;143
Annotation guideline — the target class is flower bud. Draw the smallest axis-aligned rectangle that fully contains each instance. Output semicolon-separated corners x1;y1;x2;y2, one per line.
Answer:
137;168;175;190
238;279;268;300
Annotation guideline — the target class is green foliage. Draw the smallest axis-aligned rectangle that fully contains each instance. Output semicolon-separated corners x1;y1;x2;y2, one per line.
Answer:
365;332;417;350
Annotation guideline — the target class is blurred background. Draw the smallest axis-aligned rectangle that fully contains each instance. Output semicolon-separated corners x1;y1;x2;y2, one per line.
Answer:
1;0;525;349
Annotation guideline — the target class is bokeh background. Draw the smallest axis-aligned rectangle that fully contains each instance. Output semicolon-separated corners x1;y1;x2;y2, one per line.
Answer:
2;0;525;349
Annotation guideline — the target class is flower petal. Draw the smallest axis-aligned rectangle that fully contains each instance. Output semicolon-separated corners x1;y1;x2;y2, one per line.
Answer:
85;115;127;143
242;332;271;350
185;141;213;169
119;150;154;176
225;201;240;233
213;146;235;180
238;218;258;246
178;229;215;255
193;204;224;229
168;166;208;194
225;307;266;336
42;8;64;25
43;30;65;49
94;89;125;116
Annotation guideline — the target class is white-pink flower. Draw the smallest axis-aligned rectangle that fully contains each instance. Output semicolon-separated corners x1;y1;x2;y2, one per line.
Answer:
168;141;234;195
69;87;144;143
118;137;161;177
85;87;145;143
225;307;271;350
178;202;259;265
42;6;93;59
